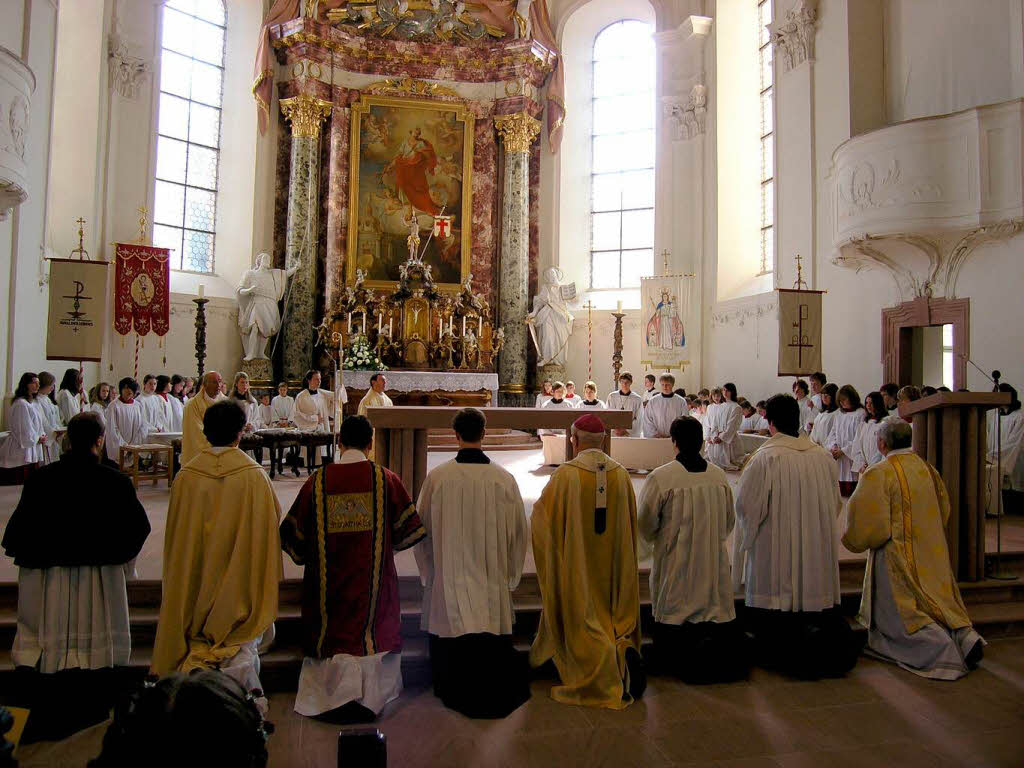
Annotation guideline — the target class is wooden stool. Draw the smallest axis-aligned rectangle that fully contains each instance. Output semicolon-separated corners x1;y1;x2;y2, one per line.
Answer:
120;444;175;488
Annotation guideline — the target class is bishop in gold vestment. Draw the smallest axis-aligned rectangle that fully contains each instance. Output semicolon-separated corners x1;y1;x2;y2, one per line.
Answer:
844;419;984;679
180;371;226;466
530;414;644;709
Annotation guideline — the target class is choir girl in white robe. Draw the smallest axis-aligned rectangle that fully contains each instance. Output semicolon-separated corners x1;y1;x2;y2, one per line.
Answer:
104;377;149;464
34;372;62;463
827;384;866;496
642;374;689;438
850;391;887;475
606;372;644;437
56;368;86;426
271;381;296;424
415;408;529;717
792;379;815;434
0;373;46;472
739;401;769;435
137;375;166;433
703;383;743;469
534;379;553;409
539;382;574;435
809;383;840;446
167;375;187;432
575;381;606;411
86;382;113;424
230;372;263;431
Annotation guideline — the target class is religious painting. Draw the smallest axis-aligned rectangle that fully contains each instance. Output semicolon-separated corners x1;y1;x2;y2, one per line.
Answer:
641;275;689;371
777;289;824;375
348;94;473;290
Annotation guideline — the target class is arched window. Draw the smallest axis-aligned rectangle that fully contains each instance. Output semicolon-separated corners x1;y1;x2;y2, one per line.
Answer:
152;0;226;274
758;0;774;275
589;20;655;290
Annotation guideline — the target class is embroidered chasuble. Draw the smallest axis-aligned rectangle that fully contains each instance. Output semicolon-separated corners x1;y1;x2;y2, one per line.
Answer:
180;392;225;466
529;449;642;709
281;460;425;659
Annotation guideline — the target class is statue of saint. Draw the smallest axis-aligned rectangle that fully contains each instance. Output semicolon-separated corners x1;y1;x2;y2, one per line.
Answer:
526;267;574;366
236;252;299;361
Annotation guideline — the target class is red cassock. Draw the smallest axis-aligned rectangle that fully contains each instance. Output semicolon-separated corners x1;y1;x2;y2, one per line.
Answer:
281;461;426;659
393;137;441;215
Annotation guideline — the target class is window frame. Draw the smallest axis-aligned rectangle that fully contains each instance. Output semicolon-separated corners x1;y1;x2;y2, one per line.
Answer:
152;0;227;275
757;0;775;277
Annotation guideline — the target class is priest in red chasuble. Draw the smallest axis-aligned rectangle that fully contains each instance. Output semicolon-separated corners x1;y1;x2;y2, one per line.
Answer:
281;415;425;722
386;127;441;216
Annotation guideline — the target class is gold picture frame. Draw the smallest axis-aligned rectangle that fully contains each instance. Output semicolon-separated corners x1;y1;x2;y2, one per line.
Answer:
346;92;474;291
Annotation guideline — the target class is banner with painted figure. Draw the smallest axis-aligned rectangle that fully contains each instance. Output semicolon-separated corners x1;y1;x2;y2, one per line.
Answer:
641;275;689;371
113;242;171;338
777;288;824;376
46;259;109;361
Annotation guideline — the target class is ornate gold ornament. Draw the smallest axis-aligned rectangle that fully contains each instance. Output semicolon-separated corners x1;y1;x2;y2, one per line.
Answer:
494;112;541;153
365;76;461;101
280;93;334;138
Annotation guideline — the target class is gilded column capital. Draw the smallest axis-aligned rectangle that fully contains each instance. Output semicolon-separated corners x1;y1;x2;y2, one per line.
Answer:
494;111;541;154
280;93;333;138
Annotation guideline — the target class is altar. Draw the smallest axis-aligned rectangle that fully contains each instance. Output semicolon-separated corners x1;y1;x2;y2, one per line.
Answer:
343;370;499;409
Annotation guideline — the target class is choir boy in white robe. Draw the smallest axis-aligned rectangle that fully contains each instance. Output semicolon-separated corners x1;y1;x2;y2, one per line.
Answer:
576;381;606;411
881;383;900;416
850;391;887;475
987;383;1024;514
606;371;644;437
792;379;815;434
56;368;85;426
809;372;827;411
151;375;175;434
540;381;574;435
137;374;166;433
271;381;296;424
809;383;839;446
564;380;580;407
33;372;62;463
642;374;658;403
734;394;859;679
703;383;743;469
0;373;46;474
415;408;530;717
105;377;149;465
638;416;749;683
534;379;553;409
2;412;150;742
258;392;273;427
828;384;866;496
294;369;333;463
642;373;689;438
740;400;769;435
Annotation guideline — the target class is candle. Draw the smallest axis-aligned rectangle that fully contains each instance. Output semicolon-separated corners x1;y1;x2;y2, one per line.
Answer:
198;284;205;299
462;316;466;336
478;316;483;336
347;312;352;333
449;316;453;334
616;300;623;313
361;311;366;334
389;317;393;337
378;313;383;330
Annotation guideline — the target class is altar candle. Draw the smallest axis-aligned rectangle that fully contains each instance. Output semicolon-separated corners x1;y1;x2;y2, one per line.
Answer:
378;313;383;330
616;300;623;313
462;316;466;336
478;316;483;336
347;312;352;333
198;284;205;299
389;317;393;337
361;311;366;334
449;316;453;334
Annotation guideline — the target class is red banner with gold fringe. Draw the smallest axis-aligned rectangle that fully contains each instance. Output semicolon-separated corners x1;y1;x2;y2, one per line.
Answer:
114;243;170;337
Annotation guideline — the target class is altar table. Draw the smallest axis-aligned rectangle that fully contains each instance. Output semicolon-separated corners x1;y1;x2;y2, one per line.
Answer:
343;370;499;409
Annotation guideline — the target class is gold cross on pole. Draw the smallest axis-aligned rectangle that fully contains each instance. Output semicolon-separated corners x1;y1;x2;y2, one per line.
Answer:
793;253;808;290
660;249;671;275
137;206;149;244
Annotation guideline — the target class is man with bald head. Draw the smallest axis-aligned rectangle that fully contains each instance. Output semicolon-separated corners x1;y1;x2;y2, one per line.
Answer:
180;371;225;466
530;413;644;709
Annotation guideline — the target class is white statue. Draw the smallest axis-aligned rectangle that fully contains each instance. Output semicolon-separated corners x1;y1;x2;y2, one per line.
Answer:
236;252;299;360
526;266;574;366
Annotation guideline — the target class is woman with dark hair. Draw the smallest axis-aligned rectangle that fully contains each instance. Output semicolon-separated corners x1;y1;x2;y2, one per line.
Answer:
34;372;62;463
851;391;887;475
167;375;186;431
809;383;840;447
0;373;46;475
56;368;86;425
827;384;865;496
89;671;272;768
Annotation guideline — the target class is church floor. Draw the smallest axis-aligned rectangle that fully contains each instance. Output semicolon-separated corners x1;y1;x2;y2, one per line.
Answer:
13;636;1024;767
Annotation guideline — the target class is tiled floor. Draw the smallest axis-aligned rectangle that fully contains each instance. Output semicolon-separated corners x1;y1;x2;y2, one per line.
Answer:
15;637;1024;767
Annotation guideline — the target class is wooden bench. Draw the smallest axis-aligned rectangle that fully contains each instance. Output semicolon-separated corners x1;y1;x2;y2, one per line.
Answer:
119;444;175;488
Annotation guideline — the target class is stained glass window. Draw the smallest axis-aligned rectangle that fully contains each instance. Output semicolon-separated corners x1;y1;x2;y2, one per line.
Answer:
152;0;225;274
590;20;655;289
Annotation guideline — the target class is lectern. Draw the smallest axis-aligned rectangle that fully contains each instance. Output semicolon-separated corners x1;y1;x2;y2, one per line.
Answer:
900;392;1009;581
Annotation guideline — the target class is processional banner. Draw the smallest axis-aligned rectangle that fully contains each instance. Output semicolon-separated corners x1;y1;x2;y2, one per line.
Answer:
640;275;689;371
113;243;171;338
777;288;824;376
46;259;109;362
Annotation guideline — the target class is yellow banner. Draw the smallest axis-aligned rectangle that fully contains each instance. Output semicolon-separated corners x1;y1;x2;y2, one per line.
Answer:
778;289;823;376
46;259;108;362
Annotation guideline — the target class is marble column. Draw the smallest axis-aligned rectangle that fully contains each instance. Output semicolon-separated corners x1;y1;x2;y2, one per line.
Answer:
494;111;540;406
279;93;332;380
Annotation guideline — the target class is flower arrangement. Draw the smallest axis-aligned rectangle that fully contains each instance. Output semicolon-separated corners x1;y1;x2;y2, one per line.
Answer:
343;335;387;371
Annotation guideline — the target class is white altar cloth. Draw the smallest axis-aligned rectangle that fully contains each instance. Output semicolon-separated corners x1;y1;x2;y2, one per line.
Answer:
342;370;499;406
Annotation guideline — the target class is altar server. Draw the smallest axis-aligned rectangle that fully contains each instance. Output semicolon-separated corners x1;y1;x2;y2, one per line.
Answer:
152;401;282;704
734;394;858;679
827;385;866;496
881;383;900;415
86;382;112;424
809;383;839;446
258;392;273;427
607;371;644;437
792;379;815;434
530;414;645;709
230;372;262;431
642;373;689;438
56;368;85;425
138;374;167;433
32;373;62;464
415;408;529;718
0;373;46;473
740;400;769;435
167;374;187;431
281;415;425;722
809;372;827;411
540;381;574;435
271;381;295;424
844;418;984;678
576;381;606;411
180;371;225;466
703;383;743;469
851;391;887;476
105;377;148;465
535;379;553;409
638;416;749;683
